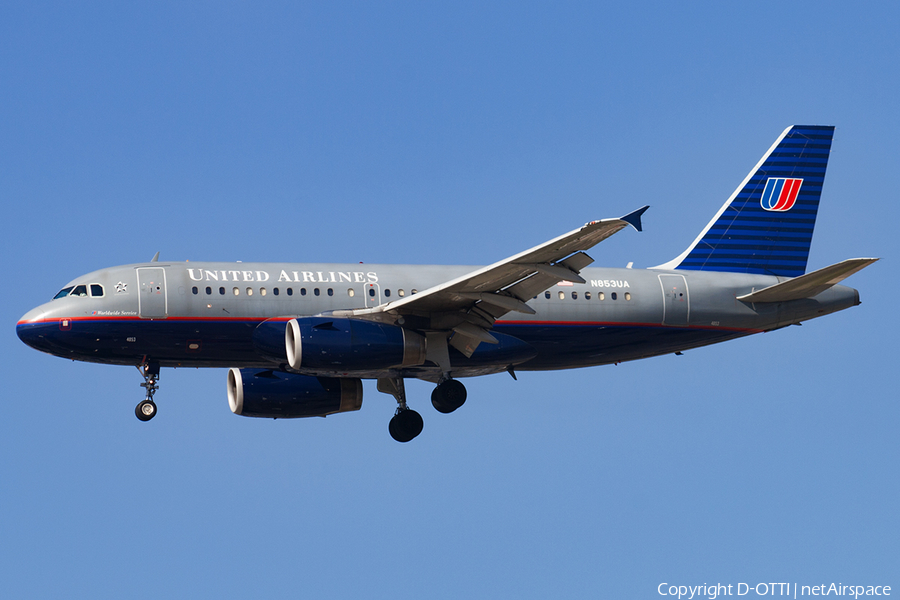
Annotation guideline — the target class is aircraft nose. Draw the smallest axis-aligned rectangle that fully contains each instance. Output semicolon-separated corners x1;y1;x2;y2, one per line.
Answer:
16;306;50;350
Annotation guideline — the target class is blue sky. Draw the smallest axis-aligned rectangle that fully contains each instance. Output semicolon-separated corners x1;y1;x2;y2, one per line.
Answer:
2;2;897;598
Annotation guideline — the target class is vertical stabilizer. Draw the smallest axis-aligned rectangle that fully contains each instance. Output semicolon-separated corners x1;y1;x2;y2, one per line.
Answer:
654;125;835;277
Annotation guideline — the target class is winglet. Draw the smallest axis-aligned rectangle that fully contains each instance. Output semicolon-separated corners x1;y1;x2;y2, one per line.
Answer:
151;252;160;262
621;206;649;232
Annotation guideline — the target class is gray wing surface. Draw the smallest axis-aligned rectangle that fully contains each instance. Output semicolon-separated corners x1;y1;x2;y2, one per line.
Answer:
332;207;648;357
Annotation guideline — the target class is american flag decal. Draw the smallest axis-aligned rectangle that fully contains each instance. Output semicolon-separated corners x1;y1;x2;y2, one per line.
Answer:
760;177;803;212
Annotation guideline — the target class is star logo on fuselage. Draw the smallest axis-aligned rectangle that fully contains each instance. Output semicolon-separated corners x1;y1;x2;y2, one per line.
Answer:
115;282;128;293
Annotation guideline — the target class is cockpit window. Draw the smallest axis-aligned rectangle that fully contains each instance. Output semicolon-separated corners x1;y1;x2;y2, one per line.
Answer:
52;283;102;299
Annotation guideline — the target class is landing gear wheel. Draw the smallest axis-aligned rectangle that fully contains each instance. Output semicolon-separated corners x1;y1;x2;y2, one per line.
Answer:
389;409;423;443
135;399;157;422
431;379;467;414
135;362;160;422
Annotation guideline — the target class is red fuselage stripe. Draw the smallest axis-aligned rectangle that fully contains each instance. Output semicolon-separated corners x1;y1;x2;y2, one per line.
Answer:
17;316;761;333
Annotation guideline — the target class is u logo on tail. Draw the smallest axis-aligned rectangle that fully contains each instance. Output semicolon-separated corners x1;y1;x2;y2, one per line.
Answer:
760;177;803;212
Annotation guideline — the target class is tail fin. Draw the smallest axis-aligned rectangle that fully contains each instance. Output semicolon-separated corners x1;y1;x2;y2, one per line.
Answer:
655;125;835;277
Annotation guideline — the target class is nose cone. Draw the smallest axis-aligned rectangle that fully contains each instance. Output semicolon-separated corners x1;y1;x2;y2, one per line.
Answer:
16;305;52;351
18;305;47;324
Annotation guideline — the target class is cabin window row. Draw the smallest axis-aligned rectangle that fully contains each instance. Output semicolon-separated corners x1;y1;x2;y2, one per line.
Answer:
191;286;419;298
540;290;632;301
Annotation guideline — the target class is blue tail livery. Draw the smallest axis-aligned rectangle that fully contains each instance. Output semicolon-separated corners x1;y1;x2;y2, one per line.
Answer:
656;125;835;277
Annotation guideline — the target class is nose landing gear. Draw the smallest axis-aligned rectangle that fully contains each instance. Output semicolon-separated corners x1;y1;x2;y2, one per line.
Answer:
135;362;160;422
135;399;157;421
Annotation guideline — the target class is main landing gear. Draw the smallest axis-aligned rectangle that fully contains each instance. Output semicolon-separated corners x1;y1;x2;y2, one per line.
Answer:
135;362;159;422
431;379;467;414
378;378;423;443
378;376;468;442
389;407;424;444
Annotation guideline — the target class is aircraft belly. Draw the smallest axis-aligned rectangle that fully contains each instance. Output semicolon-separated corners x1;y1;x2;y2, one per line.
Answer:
495;324;750;370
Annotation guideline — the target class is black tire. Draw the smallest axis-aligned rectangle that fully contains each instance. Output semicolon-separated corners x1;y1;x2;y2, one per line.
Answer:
135;400;157;421
389;409;423;442
431;379;467;414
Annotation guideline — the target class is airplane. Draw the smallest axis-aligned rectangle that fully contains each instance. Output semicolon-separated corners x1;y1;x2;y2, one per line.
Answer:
16;125;878;442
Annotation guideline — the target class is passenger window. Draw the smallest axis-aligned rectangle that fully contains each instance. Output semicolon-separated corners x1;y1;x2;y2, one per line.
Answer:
611;292;618;300
192;286;198;295
300;288;306;296
385;289;391;297
53;287;74;300
314;288;320;296
72;285;88;297
625;292;632;301
585;291;592;300
544;291;551;299
219;287;225;295
205;286;212;295
260;288;267;296
274;288;280;296
411;289;418;294
246;287;253;296
327;288;333;296
348;289;355;297
233;287;240;296
368;288;375;297
90;284;104;297
558;291;565;300
287;288;293;296
398;289;405;297
598;292;605;301
571;291;578;300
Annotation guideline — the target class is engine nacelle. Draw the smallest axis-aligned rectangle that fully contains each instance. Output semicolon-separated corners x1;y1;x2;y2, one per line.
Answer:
227;368;363;418
282;317;426;371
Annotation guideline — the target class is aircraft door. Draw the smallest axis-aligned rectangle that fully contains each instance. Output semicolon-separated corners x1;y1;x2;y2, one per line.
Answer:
659;274;689;326
137;268;167;319
364;282;381;308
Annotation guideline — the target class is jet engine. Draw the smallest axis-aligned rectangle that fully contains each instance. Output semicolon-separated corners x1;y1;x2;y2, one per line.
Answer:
252;317;426;371
227;368;363;418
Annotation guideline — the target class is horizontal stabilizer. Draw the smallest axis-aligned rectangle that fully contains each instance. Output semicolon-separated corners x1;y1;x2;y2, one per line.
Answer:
737;258;879;303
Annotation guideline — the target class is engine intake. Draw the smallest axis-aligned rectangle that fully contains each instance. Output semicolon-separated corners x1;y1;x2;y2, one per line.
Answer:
283;317;426;371
227;368;363;418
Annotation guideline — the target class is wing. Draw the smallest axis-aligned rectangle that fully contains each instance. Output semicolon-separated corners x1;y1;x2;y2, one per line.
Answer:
332;206;648;361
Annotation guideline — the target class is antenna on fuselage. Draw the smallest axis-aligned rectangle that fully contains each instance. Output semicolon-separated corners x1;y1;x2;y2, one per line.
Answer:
150;252;160;262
